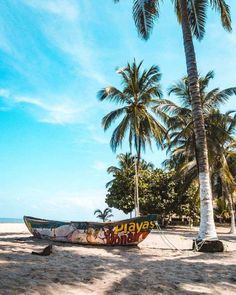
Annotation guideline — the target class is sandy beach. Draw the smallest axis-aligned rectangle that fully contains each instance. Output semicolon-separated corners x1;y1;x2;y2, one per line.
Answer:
0;223;236;295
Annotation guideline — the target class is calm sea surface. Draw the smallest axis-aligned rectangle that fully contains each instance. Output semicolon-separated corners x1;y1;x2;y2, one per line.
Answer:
0;218;23;223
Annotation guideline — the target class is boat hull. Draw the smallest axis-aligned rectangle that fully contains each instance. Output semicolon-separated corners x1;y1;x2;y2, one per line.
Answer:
24;215;157;246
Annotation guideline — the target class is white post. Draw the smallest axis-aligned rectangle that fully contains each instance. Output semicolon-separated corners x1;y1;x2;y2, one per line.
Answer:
198;172;217;240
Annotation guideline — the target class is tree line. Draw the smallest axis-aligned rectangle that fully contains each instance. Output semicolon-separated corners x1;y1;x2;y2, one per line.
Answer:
98;60;236;235
95;0;235;250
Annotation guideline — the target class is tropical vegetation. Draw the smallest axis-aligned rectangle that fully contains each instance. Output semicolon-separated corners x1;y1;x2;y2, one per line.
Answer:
94;208;114;222
98;60;166;216
100;70;236;235
113;0;233;242
106;153;200;225
156;71;236;233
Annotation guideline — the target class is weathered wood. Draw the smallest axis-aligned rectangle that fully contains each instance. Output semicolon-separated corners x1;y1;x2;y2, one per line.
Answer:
32;245;53;256
24;215;157;246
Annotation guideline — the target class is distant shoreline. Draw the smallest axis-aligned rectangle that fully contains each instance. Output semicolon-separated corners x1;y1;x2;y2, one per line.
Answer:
0;218;23;223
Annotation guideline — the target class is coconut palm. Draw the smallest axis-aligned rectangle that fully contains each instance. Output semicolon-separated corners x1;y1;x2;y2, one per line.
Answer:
158;72;236;233
165;114;236;234
98;60;166;216
113;0;232;243
158;71;236;165
94;208;113;222
106;153;136;190
213;140;236;234
107;153;154;176
227;150;236;233
106;153;154;216
107;153;135;176
106;152;154;191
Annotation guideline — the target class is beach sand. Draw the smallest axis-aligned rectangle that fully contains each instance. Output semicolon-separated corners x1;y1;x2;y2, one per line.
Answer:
0;224;236;295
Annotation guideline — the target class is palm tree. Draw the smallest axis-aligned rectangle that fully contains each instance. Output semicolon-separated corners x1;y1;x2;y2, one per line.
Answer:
107;153;135;175
98;60;166;216
157;72;236;234
213;140;236;234
107;153;154;177
106;153;136;190
106;153;154;216
94;208;113;222
158;71;236;165
176;113;236;234
227;149;236;233
113;0;232;244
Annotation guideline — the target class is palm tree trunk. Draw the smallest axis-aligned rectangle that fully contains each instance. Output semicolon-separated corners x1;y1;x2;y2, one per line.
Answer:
229;196;236;234
180;0;217;240
228;193;236;234
134;138;141;217
134;158;139;216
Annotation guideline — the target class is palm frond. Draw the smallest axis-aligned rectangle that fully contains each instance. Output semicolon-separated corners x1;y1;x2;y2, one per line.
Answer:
188;0;208;40
102;107;127;131
94;209;102;215
172;0;182;23
210;0;232;31
110;114;130;152
199;70;215;91
204;87;236;110
154;99;179;114
107;166;121;174
217;87;236;100
168;79;191;106
139;87;162;103
99;60;165;155
105;213;114;220
133;0;160;40
97;86;129;104
104;207;113;214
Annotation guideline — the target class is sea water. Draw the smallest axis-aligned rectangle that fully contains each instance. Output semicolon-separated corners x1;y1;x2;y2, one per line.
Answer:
0;218;23;223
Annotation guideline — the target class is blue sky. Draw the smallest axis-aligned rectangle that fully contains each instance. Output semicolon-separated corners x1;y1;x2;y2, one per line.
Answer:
0;0;235;220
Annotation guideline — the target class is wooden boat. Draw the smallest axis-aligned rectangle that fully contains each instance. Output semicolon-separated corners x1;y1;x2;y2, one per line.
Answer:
24;214;157;246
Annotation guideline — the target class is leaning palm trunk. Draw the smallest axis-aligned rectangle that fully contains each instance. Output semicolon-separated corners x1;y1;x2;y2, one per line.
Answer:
134;140;141;216
134;156;140;216
228;194;236;234
223;184;235;234
180;0;217;240
230;210;236;234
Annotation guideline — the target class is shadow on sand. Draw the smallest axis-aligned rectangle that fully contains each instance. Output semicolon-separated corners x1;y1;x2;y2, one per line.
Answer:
0;232;236;295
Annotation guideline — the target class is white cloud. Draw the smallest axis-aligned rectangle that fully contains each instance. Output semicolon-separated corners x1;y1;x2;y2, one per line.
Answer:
0;33;12;53
14;95;45;107
45;26;107;85
92;134;110;144
22;0;79;21
19;2;107;86
42;189;106;212
39;189;127;221
38;105;82;124
0;0;109;128
36;4;107;86
0;88;10;98
0;187;127;221
16;95;83;124
0;90;89;124
87;124;110;144
92;161;108;172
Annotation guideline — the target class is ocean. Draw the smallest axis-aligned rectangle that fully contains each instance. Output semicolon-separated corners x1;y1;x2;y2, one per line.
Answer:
0;218;23;223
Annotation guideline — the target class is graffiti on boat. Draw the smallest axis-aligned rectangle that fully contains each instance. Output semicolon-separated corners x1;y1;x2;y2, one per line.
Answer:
24;215;157;246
